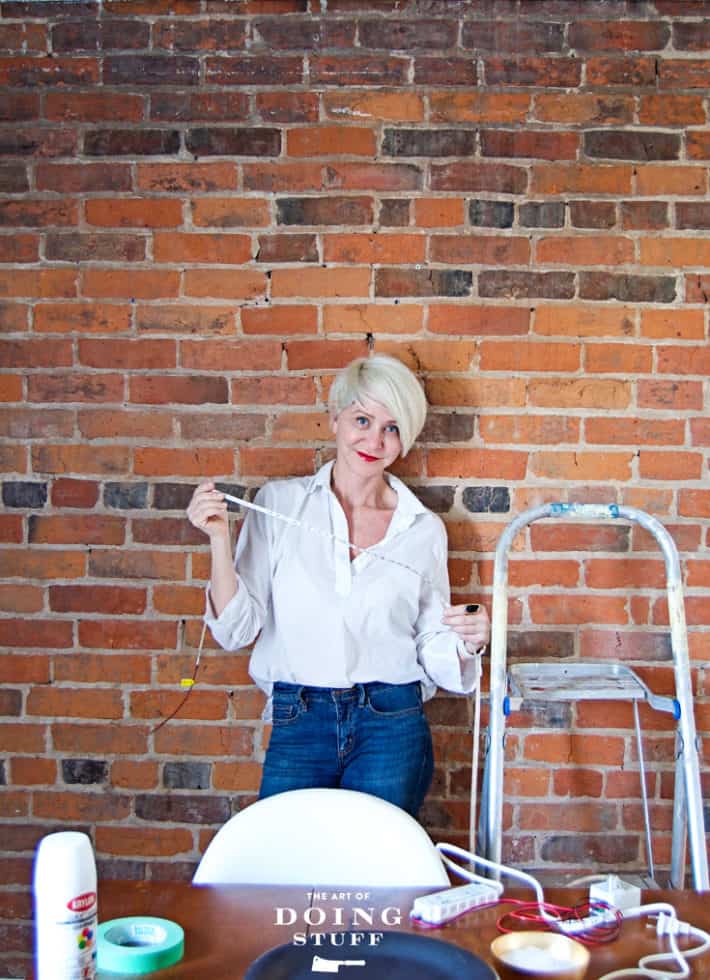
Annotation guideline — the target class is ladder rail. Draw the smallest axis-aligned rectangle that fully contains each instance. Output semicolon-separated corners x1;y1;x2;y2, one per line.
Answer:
479;502;709;892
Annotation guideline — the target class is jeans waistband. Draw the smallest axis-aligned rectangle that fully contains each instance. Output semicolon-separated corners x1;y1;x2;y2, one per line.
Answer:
273;680;418;699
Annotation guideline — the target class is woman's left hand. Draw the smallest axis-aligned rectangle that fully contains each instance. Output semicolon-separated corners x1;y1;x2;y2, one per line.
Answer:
443;603;490;654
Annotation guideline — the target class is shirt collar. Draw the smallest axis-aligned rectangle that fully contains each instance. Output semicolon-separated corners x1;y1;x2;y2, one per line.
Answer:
309;460;427;525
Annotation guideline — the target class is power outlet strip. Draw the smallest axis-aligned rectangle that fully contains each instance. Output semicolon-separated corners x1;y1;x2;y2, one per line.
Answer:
410;882;503;925
589;875;641;912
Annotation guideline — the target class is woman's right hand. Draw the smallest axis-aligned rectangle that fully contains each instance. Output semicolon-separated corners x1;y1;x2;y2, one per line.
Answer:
187;481;230;540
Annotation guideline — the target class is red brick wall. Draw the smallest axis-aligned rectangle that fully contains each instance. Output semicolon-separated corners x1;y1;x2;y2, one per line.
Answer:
1;0;709;970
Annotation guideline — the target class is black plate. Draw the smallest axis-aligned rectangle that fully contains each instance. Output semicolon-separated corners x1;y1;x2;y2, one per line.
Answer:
245;930;498;979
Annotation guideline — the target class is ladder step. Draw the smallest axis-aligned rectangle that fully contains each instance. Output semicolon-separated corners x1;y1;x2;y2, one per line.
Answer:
510;662;657;704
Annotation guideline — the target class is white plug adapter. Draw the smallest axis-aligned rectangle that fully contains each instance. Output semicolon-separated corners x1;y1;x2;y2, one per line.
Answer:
589;874;641;912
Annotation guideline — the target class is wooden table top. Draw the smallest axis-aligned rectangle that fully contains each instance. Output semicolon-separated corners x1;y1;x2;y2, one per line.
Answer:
94;880;710;979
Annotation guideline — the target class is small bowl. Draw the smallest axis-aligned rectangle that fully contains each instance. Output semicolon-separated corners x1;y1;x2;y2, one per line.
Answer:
490;931;590;980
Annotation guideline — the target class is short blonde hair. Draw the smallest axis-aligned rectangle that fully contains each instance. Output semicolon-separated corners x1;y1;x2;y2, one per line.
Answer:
328;354;427;457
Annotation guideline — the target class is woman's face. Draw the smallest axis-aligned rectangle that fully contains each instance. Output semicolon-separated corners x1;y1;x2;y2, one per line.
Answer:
332;395;402;475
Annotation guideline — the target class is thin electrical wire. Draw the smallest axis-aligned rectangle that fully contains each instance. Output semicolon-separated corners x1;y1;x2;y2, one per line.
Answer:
221;489;448;601
162;490;485;731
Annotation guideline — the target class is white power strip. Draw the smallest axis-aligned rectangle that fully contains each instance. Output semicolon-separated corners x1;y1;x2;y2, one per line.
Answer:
589;875;641;912
410;881;503;925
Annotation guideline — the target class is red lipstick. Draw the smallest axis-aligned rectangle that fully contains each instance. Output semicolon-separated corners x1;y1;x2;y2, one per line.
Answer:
357;452;379;462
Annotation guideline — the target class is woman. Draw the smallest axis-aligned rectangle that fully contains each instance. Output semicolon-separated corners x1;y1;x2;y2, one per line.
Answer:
187;354;490;816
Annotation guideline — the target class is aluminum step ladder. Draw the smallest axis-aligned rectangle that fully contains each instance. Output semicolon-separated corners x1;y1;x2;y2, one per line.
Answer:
477;503;709;892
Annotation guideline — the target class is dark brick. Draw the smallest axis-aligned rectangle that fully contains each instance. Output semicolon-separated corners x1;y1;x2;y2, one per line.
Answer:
484;57;581;87
411;485;455;513
52;19;149;50
38;162;132;193
431;162;527;194
579;273;676;304
215;483;250;513
507;631;575;660
673;20;710;51
376;268;472;298
310;55;408;86
153;483;198;510
186;128;281;157
0;689;22;716
62;759;108;785
462;486;510;514
676;202;710;230
620;201;668;230
412;58;478;86
277;197;372;226
469;200;514;228
149;860;196;882
0;127;77;158
135;794;230;825
541;835;639;865
84;129;180;157
382;129;477;158
479;271;575;299
359;19;457;50
256;234;318;263
569;20;670;52
0;760;4;784
205;56;303;86
420;413;475;443
519;202;565;228
96;858;147;880
150;91;250;123
569;200;617;229
379;199;410;227
163;761;211;790
0;163;29;193
2;481;47;508
0;92;40;122
584;130;680;161
462;21;565;52
253;18;355;49
104;55;199;87
46;233;146;263
103;482;149;510
3;1;98;15
0;92;38;122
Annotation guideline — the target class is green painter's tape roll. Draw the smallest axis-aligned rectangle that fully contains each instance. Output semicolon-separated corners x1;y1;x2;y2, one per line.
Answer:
97;916;184;974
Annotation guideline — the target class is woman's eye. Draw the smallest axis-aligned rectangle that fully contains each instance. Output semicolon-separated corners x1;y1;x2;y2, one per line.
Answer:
386;424;399;434
355;416;368;426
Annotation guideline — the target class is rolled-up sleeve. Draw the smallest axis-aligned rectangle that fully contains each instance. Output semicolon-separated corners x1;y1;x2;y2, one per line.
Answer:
414;520;481;695
203;486;274;651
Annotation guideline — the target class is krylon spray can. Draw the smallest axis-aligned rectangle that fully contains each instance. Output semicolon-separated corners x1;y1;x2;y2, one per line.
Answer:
34;831;98;980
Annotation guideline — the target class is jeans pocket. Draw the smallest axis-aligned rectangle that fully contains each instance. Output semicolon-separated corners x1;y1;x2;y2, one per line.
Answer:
271;689;304;727
365;682;422;718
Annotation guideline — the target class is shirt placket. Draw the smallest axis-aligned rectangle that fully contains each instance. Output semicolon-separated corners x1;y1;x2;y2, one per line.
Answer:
329;493;353;596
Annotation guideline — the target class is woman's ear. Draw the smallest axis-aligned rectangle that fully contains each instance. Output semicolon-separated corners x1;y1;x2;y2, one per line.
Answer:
329;412;338;435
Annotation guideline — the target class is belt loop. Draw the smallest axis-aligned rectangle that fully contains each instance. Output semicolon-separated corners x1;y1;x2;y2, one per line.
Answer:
356;683;367;707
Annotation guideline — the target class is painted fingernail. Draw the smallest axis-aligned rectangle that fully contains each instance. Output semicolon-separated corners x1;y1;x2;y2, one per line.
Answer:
466;604;480;614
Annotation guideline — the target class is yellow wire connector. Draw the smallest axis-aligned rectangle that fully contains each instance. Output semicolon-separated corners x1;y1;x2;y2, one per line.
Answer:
180;678;195;688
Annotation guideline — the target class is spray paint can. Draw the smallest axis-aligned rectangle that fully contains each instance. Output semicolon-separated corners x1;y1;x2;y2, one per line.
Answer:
34;831;98;980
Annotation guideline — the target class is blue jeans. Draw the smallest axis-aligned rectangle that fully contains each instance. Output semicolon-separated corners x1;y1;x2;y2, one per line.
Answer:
259;681;434;817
